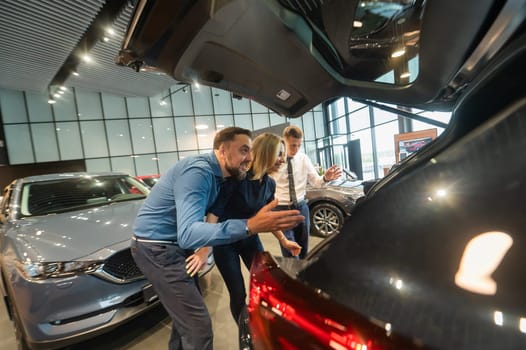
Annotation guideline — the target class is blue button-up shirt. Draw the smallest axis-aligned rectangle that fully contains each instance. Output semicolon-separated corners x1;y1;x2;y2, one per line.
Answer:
133;152;247;249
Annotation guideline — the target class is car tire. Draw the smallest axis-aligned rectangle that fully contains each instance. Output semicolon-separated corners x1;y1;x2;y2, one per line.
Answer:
2;274;31;350
10;298;31;350
309;202;344;238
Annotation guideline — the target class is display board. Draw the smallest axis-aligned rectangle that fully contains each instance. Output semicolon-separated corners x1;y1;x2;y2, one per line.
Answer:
394;128;437;162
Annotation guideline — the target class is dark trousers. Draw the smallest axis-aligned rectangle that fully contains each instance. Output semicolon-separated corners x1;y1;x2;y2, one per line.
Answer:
277;201;310;259
131;240;213;350
213;235;263;324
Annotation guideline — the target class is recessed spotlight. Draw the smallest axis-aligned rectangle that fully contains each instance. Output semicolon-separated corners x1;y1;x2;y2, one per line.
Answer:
82;55;92;63
72;71;79;76
48;99;56;104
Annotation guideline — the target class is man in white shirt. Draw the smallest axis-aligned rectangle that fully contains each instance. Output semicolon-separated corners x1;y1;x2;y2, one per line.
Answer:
270;125;341;258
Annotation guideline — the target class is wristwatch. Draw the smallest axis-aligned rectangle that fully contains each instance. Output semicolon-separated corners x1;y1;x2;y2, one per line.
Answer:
245;224;253;235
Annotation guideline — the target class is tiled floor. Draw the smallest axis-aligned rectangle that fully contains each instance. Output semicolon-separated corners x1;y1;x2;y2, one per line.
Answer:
0;234;322;350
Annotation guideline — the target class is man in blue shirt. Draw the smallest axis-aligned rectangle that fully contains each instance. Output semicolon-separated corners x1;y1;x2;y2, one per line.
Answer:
131;127;304;350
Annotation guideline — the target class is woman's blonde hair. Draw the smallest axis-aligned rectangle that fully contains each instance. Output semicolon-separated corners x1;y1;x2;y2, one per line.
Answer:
250;133;283;180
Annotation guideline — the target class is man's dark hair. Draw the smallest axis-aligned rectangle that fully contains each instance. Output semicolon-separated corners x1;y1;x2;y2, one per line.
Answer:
213;127;252;149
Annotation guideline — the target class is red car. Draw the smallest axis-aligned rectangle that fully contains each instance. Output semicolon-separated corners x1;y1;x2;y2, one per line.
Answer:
135;174;160;188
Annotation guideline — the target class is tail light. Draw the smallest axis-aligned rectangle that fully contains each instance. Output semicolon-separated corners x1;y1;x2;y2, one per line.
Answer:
248;252;423;350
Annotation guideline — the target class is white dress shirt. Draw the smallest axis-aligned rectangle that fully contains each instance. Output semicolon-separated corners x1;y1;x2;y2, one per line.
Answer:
270;152;326;205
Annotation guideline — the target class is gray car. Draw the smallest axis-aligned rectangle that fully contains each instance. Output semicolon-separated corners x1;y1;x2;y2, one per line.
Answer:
0;172;159;349
306;177;364;237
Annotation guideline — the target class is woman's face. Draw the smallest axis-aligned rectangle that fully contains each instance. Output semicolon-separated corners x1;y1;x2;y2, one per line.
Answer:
268;141;286;173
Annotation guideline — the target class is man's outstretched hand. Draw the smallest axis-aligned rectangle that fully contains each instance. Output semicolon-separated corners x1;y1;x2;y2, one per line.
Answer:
247;199;304;233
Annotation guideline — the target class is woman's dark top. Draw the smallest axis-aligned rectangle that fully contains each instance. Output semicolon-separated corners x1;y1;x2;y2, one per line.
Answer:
211;170;276;222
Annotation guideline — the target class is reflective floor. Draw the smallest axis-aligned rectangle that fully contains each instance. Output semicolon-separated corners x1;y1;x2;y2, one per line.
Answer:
0;234;322;350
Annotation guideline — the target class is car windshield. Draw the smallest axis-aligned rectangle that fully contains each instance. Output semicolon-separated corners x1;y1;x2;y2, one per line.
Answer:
141;177;159;188
20;176;149;217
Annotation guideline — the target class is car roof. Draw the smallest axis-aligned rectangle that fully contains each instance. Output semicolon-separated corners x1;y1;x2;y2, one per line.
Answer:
136;174;160;179
116;0;524;116
13;172;131;185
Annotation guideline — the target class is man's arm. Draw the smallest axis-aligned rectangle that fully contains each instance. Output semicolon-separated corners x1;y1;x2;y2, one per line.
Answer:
306;155;342;188
175;167;304;250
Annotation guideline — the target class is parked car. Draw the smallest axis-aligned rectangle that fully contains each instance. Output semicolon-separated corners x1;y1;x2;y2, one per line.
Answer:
136;174;160;188
1;173;154;349
306;175;363;237
118;1;526;349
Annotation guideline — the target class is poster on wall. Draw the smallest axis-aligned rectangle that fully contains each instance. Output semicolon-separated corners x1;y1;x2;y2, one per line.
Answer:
394;128;437;163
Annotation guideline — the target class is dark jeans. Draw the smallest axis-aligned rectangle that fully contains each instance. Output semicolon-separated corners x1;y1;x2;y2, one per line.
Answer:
130;240;213;350
213;234;263;323
277;200;310;259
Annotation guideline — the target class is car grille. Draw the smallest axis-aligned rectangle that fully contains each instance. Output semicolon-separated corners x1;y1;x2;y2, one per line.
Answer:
100;249;144;283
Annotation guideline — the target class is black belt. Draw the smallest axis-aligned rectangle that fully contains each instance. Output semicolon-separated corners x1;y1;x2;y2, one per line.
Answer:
276;199;308;210
132;235;178;245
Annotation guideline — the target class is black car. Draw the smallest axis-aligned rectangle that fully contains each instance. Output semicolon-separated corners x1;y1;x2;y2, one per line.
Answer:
117;0;526;349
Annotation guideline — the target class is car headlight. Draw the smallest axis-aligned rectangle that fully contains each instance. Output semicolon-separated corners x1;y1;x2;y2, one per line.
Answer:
16;260;103;280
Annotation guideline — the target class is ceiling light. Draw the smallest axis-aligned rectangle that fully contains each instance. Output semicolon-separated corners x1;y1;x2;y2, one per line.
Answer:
195;124;209;130
48;99;56;104
82;54;92;63
159;100;167;106
400;72;411;79
103;37;110;42
353;21;363;28
72;71;79;76
53;93;60;98
59;86;67;91
193;82;200;89
276;89;291;101
58;90;65;95
106;28;115;36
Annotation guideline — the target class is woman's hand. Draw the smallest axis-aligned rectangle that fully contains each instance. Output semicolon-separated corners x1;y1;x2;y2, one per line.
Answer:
281;239;302;257
185;247;211;277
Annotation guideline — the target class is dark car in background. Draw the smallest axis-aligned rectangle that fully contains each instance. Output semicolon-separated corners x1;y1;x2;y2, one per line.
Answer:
306;176;363;237
0;172;157;349
118;0;526;349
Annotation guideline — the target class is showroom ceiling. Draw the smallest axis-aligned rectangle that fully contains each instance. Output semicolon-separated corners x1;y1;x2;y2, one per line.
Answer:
0;0;177;98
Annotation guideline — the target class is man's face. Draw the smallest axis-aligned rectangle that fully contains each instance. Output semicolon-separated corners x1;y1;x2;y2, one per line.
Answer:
223;134;252;180
285;136;302;157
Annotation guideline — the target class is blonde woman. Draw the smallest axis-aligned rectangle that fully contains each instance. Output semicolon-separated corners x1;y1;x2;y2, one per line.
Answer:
204;132;301;324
